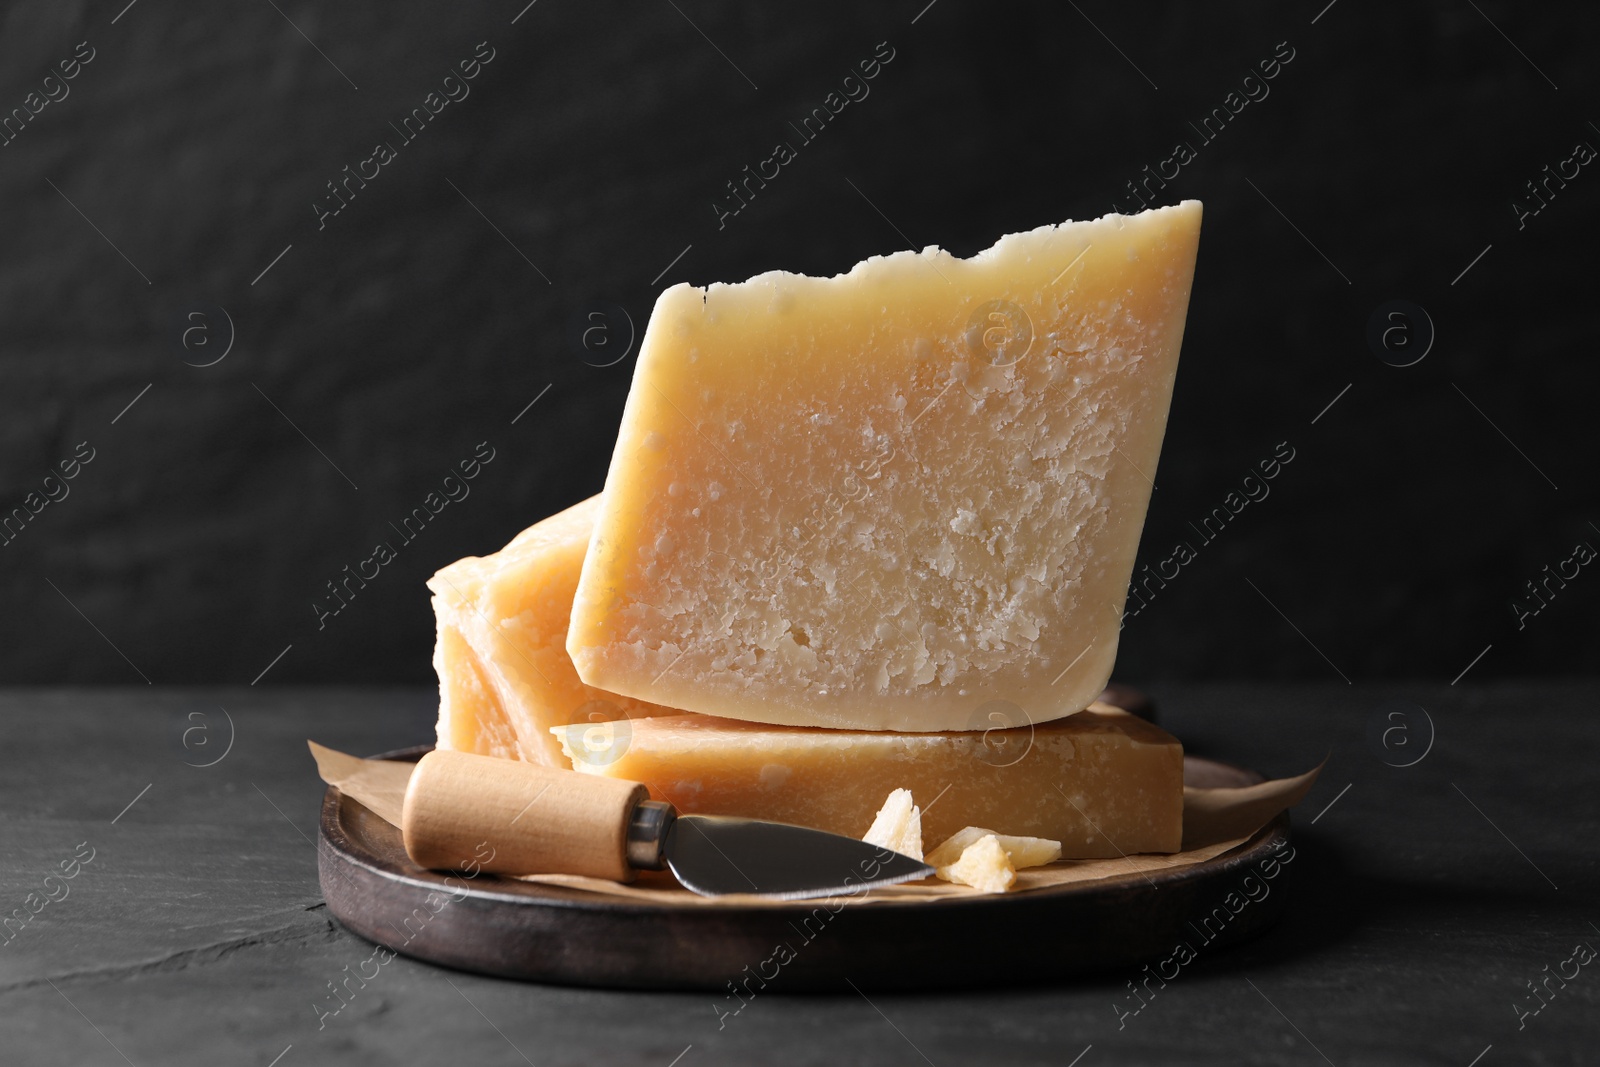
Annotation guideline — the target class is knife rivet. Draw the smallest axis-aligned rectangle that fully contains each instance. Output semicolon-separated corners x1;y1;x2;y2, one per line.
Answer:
626;800;675;870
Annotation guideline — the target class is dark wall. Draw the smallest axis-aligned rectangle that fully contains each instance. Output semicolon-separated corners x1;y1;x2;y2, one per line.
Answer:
1;1;1594;687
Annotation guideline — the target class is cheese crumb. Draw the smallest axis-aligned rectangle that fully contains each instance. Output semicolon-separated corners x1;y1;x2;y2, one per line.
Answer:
935;834;1015;893
861;788;923;860
926;826;1062;869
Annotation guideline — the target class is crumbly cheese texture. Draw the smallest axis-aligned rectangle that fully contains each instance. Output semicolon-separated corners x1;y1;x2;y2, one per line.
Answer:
428;496;682;765
432;621;522;758
862;788;923;861
556;705;1184;856
936;834;1015;893
569;202;1203;731
926;826;1061;870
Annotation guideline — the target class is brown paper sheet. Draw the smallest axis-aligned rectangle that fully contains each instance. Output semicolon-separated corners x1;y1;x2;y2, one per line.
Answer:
508;834;1258;907
311;742;1320;905
308;741;413;827
1181;760;1324;851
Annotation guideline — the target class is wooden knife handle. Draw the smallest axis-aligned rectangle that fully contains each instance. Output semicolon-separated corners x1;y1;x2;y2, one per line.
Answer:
401;749;648;882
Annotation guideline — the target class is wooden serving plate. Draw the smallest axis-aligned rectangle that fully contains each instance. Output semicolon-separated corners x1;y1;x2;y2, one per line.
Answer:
318;748;1291;990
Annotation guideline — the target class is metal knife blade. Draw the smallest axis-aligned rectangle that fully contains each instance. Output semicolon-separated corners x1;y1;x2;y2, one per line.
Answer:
662;813;934;899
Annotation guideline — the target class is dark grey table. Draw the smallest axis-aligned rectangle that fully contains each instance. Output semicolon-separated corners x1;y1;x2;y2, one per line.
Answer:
1;682;1594;1066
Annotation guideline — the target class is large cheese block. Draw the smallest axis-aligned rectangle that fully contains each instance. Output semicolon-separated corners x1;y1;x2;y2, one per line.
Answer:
569;202;1202;731
428;496;681;765
555;705;1185;856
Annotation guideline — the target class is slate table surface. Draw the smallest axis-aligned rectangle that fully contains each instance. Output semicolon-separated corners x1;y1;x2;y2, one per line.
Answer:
0;681;1594;1066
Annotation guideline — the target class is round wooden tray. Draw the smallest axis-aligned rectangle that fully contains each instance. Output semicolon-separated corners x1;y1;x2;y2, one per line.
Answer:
318;748;1291;990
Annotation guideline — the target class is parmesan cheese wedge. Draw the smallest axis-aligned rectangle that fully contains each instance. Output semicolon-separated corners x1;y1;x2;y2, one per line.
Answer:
432;620;522;760
568;202;1202;731
428;496;682;765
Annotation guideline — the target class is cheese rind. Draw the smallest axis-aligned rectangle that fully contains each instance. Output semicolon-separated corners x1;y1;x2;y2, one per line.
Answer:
428;496;681;765
569;202;1202;731
555;705;1184;856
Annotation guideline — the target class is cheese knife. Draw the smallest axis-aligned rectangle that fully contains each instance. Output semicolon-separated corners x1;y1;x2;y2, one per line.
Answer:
375;747;933;899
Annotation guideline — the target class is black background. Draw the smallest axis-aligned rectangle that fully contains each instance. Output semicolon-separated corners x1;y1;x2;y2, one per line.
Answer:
1;0;1594;688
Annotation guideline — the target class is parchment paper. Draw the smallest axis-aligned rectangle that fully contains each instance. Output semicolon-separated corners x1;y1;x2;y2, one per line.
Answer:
309;741;412;826
310;741;1321;906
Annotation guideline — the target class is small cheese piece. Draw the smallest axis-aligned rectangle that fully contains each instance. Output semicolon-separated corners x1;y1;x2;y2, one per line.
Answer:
936;834;1015;893
861;788;923;860
429;496;681;765
556;705;1183;856
926;826;1061;870
569;202;1202;731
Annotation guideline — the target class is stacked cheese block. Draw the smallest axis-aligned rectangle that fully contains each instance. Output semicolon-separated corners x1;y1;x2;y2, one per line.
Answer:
431;201;1202;860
